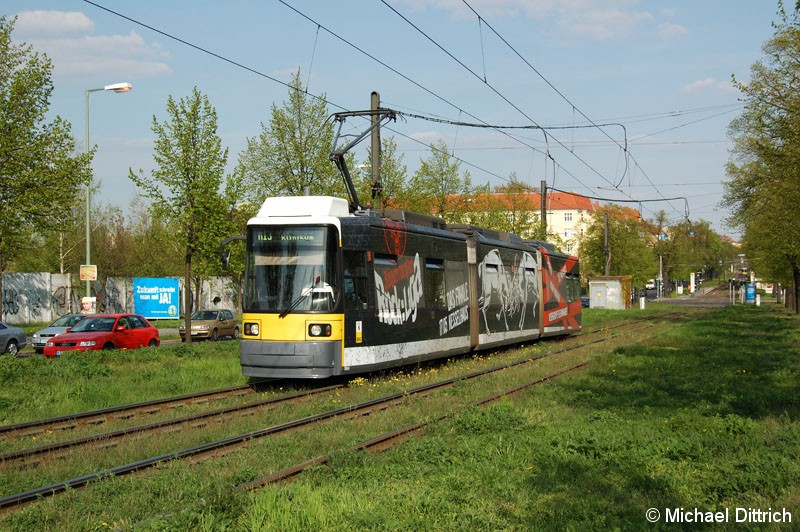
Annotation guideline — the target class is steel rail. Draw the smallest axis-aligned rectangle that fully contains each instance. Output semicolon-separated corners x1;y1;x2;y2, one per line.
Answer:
0;384;257;440
237;361;590;490
0;384;345;467
2;309;678;443
2;310;691;470
0;317;672;513
0;322;656;512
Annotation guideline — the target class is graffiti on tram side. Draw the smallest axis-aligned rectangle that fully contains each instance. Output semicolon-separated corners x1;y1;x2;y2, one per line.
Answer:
478;249;539;334
375;253;423;326
382;219;408;258
438;281;469;336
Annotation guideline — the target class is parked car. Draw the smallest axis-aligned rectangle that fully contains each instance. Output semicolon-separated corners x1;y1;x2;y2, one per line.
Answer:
179;309;239;341
43;314;159;357
0;321;27;357
31;314;87;354
580;295;590;308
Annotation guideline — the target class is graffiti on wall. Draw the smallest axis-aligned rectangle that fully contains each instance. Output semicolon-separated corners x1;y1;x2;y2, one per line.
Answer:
2;274;240;325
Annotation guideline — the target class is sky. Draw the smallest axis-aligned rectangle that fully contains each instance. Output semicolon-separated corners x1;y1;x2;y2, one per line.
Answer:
3;1;784;238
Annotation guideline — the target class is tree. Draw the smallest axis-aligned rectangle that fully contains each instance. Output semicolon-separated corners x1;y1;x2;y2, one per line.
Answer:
356;136;410;210
489;175;540;237
123;199;184;277
407;140;475;220
445;175;541;238
235;70;346;207
0;16;91;311
579;206;656;286
129;87;229;342
724;2;800;311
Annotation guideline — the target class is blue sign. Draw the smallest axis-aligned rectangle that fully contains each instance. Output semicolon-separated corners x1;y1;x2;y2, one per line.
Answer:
133;278;180;319
745;284;756;303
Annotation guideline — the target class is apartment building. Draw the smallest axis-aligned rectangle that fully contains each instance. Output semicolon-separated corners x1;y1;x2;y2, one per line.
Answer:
442;190;598;255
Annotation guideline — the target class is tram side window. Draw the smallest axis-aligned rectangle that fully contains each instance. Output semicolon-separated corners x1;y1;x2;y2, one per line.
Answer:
343;251;369;310
425;258;446;309
567;274;580;302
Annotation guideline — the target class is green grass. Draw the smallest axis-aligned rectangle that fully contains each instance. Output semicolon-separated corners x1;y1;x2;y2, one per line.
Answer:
192;305;799;530
2;305;800;530
0;341;243;423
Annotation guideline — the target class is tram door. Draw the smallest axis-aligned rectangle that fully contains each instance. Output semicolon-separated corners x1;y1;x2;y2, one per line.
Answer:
342;250;371;346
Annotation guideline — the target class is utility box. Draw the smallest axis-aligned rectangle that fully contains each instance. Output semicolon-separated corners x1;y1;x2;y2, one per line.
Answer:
588;276;632;310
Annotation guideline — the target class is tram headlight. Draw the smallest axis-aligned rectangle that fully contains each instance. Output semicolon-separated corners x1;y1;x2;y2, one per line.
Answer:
245;322;259;336
308;323;331;337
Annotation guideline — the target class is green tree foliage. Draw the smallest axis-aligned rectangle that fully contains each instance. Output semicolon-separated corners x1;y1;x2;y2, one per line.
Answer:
724;2;800;310
235;70;346;207
670;219;725;282
356;136;410;210
216;167;250;310
129;87;229;336
407;140;475;220
580;206;656;286
646;211;671;290
107;200;183;277
490;175;540;237
645;211;731;292
0;16;90;282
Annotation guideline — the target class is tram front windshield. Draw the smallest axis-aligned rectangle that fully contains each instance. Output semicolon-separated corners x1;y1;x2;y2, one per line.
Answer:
244;225;339;314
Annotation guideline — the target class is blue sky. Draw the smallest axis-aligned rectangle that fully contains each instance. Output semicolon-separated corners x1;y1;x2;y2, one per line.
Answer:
3;1;782;237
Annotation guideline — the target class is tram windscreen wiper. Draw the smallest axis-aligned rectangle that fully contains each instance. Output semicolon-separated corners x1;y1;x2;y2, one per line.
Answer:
279;276;319;318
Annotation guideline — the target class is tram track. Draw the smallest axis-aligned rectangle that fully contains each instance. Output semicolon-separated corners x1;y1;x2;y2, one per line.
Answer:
236;360;591;491
0;310;697;514
0;384;345;468
236;308;706;490
2;304;681;443
0;384;257;441
0;310;685;470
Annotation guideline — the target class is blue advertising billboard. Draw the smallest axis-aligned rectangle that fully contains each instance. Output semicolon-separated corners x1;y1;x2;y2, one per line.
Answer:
745;284;756;304
133;278;180;319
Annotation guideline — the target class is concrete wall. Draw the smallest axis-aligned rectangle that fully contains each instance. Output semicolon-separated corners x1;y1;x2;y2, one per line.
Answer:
1;273;239;325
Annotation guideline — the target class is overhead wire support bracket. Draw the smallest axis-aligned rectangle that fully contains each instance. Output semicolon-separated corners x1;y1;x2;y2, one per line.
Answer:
329;108;397;212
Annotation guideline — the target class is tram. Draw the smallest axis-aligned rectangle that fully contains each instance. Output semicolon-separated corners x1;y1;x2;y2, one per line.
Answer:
238;195;581;379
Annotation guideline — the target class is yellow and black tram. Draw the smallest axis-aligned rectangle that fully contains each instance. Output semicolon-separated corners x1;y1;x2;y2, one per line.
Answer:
239;195;581;379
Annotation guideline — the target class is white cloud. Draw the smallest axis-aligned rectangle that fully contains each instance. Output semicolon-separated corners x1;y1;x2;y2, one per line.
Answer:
14;10;94;37
681;77;736;95
11;10;171;80
559;6;654;40
407;130;445;146
658;22;688;39
394;0;657;40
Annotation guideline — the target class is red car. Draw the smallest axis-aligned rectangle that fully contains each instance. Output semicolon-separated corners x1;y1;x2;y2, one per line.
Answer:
43;314;160;357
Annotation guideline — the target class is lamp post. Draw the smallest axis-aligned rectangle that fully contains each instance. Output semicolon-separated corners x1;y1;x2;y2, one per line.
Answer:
84;82;132;297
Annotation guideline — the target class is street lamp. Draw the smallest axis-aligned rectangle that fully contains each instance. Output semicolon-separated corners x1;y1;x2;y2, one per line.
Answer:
84;82;132;297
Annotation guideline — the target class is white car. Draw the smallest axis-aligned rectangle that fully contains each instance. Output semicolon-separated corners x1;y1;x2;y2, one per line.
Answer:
31;314;87;354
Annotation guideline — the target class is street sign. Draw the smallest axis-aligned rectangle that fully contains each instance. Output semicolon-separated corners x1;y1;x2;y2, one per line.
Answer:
79;265;97;281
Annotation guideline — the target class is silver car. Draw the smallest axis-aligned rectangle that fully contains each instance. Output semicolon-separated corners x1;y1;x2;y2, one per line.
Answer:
31;314;86;354
0;321;27;357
